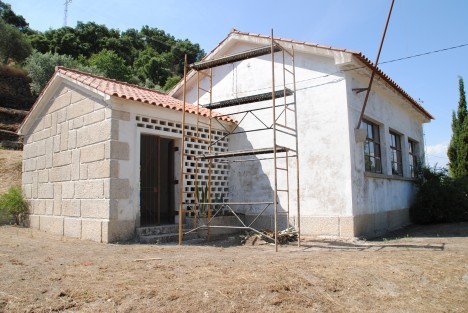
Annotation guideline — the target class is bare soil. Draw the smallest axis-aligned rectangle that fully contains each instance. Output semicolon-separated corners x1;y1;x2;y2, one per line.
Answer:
0;223;467;313
0;149;22;194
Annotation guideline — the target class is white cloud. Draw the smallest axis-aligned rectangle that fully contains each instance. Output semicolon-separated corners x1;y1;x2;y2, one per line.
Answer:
425;143;449;167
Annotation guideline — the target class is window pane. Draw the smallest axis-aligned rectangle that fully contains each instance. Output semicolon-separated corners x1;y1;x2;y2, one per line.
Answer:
375;158;382;173
363;120;382;174
374;143;381;157
364;142;370;155
373;127;380;143
369;142;374;156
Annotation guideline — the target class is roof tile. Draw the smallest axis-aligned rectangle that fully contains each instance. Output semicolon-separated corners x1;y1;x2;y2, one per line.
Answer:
55;67;233;122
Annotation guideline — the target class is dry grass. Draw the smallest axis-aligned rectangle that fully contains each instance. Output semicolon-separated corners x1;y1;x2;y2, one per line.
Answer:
0;149;22;194
0;224;467;312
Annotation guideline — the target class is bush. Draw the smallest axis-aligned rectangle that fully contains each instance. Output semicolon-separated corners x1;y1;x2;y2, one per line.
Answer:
0;186;28;225
410;166;468;224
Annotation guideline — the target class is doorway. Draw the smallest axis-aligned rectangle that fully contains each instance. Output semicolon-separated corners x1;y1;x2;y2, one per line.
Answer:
140;134;175;226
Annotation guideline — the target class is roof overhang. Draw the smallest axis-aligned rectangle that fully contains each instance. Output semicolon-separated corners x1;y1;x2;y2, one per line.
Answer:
169;29;434;122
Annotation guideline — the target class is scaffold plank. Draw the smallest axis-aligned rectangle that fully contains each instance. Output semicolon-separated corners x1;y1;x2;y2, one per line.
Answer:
189;45;281;71
197;147;289;160
204;89;293;109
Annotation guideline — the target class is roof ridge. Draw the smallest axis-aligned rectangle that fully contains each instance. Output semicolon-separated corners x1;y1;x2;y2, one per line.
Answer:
56;66;169;96
225;30;433;120
229;29;361;54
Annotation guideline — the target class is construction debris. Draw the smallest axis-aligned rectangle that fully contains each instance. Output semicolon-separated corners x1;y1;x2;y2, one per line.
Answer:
240;227;298;246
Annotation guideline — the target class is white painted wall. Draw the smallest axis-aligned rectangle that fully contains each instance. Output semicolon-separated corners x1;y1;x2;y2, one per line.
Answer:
172;35;431;237
345;68;427;218
177;40;354;220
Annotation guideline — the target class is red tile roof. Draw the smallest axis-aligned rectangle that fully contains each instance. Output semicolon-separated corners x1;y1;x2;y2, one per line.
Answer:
56;66;233;122
184;29;433;120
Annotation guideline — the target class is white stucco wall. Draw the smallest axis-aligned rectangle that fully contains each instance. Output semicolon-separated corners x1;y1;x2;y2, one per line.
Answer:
171;34;432;237
174;39;356;235
345;66;428;235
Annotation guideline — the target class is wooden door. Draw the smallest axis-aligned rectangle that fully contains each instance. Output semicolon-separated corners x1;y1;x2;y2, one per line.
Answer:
140;134;174;226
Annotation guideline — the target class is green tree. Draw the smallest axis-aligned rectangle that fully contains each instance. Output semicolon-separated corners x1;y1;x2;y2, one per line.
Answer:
25;50;103;95
88;49;132;82
0;0;28;32
0;186;29;225
170;39;204;76
24;51;76;94
75;21;119;57
448;77;468;177
163;75;181;91
0;18;31;64
28;32;50;53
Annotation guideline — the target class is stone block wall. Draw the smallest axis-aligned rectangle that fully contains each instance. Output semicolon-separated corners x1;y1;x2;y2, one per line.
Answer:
22;84;132;242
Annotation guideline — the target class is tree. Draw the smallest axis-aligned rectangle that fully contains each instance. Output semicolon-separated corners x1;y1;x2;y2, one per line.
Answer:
0;1;28;32
448;77;468;177
163;75;181;91
24;51;76;94
88;49;132;82
28;32;50;53
170;39;204;76
0;186;29;225
0;18;31;64
25;50;103;95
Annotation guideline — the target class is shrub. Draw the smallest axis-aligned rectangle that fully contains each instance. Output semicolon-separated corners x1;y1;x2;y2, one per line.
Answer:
0;186;28;225
410;166;468;224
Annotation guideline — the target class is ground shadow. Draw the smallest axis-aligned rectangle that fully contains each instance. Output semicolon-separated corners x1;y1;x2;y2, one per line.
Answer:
370;222;468;241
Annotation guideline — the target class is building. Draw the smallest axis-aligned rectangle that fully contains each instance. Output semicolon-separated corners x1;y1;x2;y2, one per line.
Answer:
169;30;433;238
19;30;433;242
18;66;233;242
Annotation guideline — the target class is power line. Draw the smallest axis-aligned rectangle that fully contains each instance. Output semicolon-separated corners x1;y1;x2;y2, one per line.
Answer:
199;42;468;97
380;43;468;65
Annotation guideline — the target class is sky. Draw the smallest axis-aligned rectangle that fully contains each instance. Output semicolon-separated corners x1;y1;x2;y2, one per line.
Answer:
7;0;468;167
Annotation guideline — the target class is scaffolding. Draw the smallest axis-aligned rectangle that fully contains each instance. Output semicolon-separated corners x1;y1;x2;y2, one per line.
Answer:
178;32;301;251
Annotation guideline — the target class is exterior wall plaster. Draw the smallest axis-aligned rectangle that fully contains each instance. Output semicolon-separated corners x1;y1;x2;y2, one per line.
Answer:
176;39;429;238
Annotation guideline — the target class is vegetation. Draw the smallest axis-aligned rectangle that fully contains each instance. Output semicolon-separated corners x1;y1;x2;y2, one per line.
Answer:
0;185;28;225
0;0;29;32
448;77;468;177
410;166;468;224
0;18;31;64
0;1;204;94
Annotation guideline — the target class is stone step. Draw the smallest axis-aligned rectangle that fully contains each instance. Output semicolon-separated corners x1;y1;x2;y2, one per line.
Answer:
136;224;188;237
138;232;199;244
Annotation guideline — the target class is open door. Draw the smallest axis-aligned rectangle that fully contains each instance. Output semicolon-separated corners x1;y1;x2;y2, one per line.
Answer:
140;134;175;226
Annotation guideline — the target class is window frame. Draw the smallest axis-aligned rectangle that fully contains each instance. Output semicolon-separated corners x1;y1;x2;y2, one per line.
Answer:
389;131;403;176
408;139;418;178
362;119;382;174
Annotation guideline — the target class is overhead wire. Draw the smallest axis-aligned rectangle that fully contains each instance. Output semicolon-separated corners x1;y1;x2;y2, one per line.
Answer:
212;42;468;97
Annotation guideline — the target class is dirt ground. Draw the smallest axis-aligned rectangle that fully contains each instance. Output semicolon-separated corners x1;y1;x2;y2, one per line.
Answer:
0;223;467;313
0;148;22;194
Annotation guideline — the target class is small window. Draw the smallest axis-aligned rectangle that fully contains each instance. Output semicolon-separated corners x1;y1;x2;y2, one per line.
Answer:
363;120;382;173
408;140;418;178
390;131;403;176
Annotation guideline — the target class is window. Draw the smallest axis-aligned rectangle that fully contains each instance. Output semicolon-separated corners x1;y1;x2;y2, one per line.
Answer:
408;140;418;178
363;120;382;173
389;131;403;176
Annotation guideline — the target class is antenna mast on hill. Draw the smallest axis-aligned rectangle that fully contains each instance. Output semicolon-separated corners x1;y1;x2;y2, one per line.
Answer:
64;0;72;27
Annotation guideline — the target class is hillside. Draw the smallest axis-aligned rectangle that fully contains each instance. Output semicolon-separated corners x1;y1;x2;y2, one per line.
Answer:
0;148;22;194
0;65;34;148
